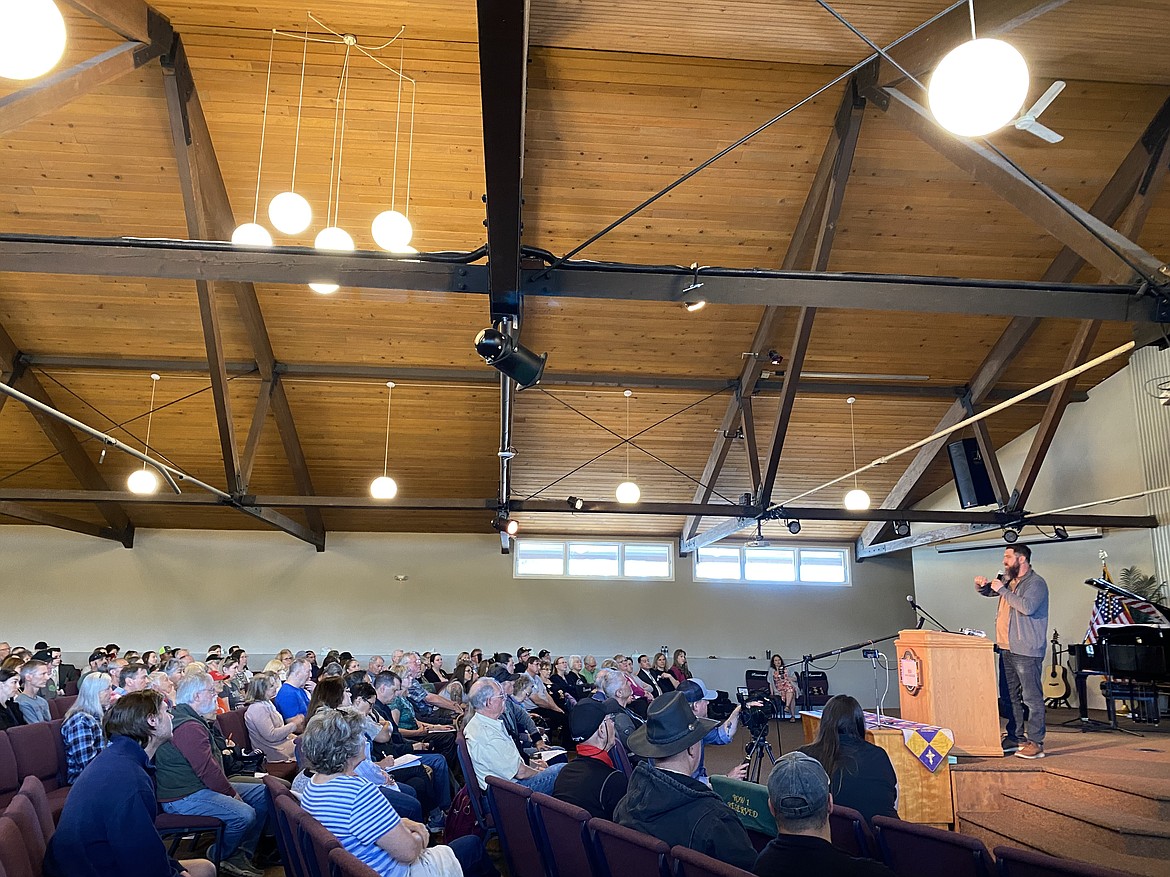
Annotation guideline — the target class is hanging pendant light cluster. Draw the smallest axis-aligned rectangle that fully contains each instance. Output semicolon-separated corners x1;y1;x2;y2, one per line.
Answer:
843;395;870;511
615;389;641;504
369;381;399;499
0;0;67;81
127;373;161;495
232;16;421;275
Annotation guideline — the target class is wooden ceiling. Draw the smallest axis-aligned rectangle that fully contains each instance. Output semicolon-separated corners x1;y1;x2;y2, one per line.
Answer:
0;0;1167;549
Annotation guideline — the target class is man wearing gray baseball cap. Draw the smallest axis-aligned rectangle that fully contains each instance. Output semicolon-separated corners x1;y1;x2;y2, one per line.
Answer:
753;752;895;876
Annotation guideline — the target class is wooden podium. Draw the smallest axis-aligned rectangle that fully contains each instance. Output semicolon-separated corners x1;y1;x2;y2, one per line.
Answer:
894;629;1001;756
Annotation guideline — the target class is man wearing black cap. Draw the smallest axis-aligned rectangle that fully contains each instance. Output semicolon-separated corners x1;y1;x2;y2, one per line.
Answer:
551;699;628;819
754;752;895;877
615;691;757;871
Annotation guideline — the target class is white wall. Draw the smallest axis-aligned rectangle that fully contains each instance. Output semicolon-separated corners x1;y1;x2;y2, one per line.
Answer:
0;528;916;704
910;364;1159;708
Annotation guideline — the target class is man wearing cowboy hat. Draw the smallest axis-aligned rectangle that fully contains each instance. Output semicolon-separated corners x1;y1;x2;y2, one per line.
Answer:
614;691;757;870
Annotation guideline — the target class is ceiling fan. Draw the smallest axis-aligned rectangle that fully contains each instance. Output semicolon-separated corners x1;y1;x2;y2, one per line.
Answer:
1013;81;1066;143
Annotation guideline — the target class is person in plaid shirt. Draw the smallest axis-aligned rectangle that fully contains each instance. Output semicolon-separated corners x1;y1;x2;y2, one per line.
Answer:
62;671;114;783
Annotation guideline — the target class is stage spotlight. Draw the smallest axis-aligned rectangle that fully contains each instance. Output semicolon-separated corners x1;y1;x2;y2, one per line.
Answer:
567;496;585;510
492;512;520;536
475;327;547;390
1054;526;1069;540
768;349;783;367
786;519;801;535
1003;528;1019;544
893;520;911;538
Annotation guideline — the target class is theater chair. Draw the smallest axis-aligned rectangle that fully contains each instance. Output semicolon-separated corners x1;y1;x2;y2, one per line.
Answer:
829;803;876;859
485;776;544;877
589;817;673;877
0;814;36;877
672;844;756;877
4;723;69;821
529;791;599;877
994;846;1136;877
872;816;993;877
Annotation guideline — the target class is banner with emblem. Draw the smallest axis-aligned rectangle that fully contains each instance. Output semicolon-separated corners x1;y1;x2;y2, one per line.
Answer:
860;713;954;773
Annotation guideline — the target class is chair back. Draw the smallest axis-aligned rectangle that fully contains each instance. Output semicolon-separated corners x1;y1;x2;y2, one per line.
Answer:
589;817;672;877
744;670;770;698
872;816;992;877
5;725;61;791
611;740;633;777
215;707;251;753
455;733;491;831
329;846;382;877
3;795;45;875
829;803;875;859
671;844;756;877
0;734;19;808
993;845;1136;877
16;776;54;842
297;808;341;877
47;697;76;722
273;794;310;877
708;775;776;839
485;776;544;877
529;792;598;877
0;815;34;877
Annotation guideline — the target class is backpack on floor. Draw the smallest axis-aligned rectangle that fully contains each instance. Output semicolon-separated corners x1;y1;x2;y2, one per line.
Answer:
444;785;486;841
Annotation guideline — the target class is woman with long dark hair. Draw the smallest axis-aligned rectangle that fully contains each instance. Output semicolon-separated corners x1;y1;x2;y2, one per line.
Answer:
798;694;898;824
768;653;799;721
669;648;692;683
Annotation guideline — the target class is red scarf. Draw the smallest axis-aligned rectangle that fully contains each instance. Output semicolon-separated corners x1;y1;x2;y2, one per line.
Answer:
576;744;614;768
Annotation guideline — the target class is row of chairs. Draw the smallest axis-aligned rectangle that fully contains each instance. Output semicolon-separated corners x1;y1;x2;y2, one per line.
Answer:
0;776;56;877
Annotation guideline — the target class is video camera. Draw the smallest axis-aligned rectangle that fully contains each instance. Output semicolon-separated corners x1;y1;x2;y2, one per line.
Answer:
736;687;776;736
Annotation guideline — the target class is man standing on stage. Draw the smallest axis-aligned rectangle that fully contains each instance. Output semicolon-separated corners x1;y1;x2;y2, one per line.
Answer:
975;544;1049;759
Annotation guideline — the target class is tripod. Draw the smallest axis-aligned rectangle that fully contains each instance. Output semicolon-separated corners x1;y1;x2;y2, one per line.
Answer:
744;725;778;784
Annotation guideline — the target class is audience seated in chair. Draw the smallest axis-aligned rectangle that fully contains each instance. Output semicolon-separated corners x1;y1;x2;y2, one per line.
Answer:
274;659;314;721
15;660;51;724
61;671;113;784
752;752;894;877
463;678;566;795
244;670;303;765
551;698;628;820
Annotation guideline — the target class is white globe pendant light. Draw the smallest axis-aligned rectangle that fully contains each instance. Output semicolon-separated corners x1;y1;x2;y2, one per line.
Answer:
370;475;398;499
127;467;160;495
269;191;312;235
371;210;413;252
928;38;1029;137
0;0;67;81
844;488;871;511
231;222;273;248
309;226;353;294
616;481;641;504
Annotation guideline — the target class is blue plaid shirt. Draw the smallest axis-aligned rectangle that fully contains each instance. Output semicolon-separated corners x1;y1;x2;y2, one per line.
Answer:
61;710;106;784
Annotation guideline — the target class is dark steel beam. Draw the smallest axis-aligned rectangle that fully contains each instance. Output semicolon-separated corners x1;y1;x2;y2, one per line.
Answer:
20;354;1089;404
241;378;274;491
0;501;131;545
872;87;1166;285
0;40;168;137
0;234;1155;323
475;0;529;320
757;308;816;509
0;326;134;540
740;395;761;495
58;0;169;44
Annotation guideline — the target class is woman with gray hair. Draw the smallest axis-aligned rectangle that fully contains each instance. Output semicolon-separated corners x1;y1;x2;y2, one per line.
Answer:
298;708;495;876
61;671;113;782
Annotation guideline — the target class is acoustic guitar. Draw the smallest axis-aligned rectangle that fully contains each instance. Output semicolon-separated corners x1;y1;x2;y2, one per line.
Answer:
1043;629;1072;701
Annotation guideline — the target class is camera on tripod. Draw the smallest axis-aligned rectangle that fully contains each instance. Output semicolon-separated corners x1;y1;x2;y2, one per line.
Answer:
736;687;776;736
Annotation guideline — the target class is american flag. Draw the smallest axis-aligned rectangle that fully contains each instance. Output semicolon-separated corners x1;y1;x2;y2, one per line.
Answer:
1085;557;1169;642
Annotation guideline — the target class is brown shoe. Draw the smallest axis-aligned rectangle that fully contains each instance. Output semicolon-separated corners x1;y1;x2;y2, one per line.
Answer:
1015;741;1045;759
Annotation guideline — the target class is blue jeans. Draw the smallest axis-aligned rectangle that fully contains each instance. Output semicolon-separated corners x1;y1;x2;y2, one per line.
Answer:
379;784;423;821
161;781;269;858
418;752;453;810
515;762;565;796
449;835;500;877
1001;651;1045;744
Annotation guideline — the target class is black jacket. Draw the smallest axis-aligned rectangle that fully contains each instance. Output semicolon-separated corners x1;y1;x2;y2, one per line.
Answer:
0;700;26;731
754;834;895;877
615;761;757;871
552;752;628;820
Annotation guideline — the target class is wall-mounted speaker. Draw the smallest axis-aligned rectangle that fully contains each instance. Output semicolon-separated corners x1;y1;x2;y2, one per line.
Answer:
947;438;997;509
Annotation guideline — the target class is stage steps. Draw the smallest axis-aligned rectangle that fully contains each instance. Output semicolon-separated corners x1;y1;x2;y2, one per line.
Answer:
952;743;1170;877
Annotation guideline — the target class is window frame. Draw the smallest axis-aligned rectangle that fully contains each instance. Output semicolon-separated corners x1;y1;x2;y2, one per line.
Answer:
513;537;675;581
692;543;851;586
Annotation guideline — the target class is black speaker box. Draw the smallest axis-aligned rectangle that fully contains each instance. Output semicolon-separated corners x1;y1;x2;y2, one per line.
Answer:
947;438;997;508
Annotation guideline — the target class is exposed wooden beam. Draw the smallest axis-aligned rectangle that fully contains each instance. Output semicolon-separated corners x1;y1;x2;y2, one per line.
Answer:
161;37;325;547
0;325;134;540
856;522;1000;558
163;41;242;494
757;308;816;509
857;96;1170;555
241;378;274;491
0;501;131;546
0;41;167;137
58;0;169;44
681;80;865;541
475;0;529;321
740;395;761;495
0;235;1155;322
873;87;1166;284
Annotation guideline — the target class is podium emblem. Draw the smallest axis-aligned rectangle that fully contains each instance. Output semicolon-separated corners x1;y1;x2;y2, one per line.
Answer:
899;648;922;695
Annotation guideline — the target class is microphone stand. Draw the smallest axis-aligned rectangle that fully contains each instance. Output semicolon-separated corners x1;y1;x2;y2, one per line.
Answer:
786;632;901;713
908;597;950;633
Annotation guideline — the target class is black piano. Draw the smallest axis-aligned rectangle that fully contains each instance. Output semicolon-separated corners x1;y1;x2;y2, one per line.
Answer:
1066;578;1169;727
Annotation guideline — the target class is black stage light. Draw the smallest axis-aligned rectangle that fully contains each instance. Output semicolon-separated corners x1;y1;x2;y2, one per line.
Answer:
893;520;911;538
787;520;801;534
567;496;585;510
1003;528;1019;544
492;512;520;536
475;327;547;390
1054;526;1069;540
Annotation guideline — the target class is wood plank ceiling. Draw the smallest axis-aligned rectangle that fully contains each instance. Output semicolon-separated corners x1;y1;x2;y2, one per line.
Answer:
0;0;1166;546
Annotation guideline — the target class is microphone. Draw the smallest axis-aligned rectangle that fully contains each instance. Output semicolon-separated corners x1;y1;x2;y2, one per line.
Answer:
906;594;918;607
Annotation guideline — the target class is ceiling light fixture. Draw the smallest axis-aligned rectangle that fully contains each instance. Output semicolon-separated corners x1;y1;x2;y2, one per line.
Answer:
370;381;399;500
843;396;870;511
615;389;641;504
310;38;357;294
127;374;161;495
787;519;801;535
492;511;519;536
567;496;585;510
0;0;67;81
927;1;1029;137
680;262;706;312
371;39;418;253
1003;527;1019;544
269;16;313;235
768;350;783;367
232;31;276;248
893;520;911;538
474;326;547;389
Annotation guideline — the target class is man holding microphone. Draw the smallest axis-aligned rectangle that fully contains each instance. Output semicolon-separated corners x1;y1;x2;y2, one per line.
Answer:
975;544;1049;759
